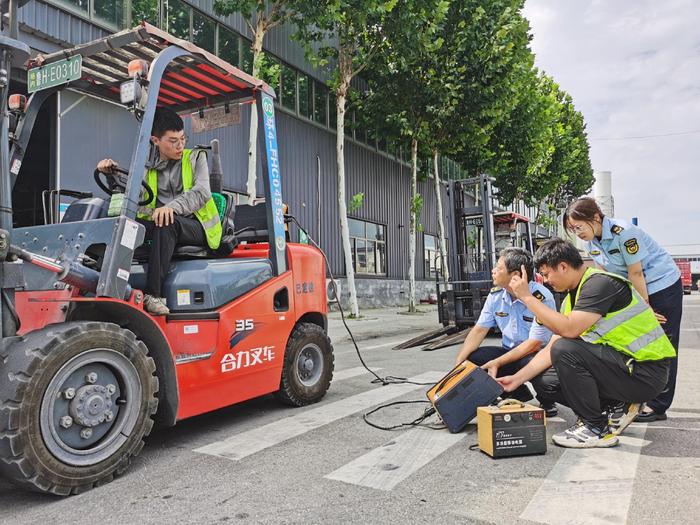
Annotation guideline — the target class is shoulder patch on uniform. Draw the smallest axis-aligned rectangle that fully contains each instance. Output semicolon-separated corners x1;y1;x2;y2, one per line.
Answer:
590;250;601;256
533;290;545;301
490;287;502;294
535;317;544;326
624;238;639;255
611;224;624;235
495;311;509;317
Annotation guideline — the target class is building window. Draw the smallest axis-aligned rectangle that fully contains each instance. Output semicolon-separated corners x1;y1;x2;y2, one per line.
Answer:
313;81;327;125
281;64;296;112
130;0;158;25
298;73;311;118
349;218;387;275
166;0;190;40
192;11;216;53
94;0;125;26
424;233;438;278
218;26;239;66
240;40;254;73
328;92;337;129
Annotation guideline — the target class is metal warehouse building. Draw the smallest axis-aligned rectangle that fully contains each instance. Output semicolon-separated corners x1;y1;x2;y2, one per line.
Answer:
12;0;540;307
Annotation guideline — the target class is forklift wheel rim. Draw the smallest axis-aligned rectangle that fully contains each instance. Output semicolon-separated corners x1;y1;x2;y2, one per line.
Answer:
39;348;142;467
295;343;323;387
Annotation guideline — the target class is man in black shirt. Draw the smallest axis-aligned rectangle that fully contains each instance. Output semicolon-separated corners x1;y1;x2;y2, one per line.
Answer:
496;239;672;449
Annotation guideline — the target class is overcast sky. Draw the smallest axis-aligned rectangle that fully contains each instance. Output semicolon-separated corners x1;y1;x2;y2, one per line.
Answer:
522;0;700;247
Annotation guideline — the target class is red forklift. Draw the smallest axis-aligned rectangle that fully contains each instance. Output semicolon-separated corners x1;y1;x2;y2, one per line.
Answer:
0;10;333;495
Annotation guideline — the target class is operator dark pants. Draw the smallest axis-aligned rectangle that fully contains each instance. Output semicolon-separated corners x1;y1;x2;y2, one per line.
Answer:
138;216;206;297
534;338;670;430
468;346;538;402
646;278;683;414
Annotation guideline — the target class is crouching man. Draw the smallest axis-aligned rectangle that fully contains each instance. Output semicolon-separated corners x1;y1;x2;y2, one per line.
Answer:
454;247;558;415
497;239;674;448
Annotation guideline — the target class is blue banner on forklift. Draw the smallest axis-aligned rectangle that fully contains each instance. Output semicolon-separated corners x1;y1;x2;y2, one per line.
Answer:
261;92;287;267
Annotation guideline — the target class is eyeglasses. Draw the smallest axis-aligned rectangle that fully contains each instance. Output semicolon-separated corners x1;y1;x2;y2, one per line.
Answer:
567;224;586;234
165;136;187;146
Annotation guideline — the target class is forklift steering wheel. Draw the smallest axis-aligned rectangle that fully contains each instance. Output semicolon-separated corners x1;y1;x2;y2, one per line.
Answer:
93;167;155;207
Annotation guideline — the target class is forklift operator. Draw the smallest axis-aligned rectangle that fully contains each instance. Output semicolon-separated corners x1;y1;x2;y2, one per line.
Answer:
96;107;222;315
497;239;674;449
454;247;558;416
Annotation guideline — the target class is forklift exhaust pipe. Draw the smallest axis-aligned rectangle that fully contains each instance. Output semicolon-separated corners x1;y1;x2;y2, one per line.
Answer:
10;246;132;299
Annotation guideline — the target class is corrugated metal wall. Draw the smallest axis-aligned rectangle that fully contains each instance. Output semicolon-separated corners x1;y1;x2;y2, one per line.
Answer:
56;94;448;281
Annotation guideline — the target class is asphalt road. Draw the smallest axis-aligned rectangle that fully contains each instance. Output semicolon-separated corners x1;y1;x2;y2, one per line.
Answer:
1;298;698;524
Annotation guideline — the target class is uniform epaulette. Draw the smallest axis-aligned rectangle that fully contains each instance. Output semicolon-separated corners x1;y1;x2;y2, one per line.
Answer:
490;287;502;294
533;290;545;301
610;224;624;235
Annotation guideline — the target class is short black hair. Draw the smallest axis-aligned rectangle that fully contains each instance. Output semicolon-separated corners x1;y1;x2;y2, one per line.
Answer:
151;107;184;138
499;247;534;281
534;238;584;270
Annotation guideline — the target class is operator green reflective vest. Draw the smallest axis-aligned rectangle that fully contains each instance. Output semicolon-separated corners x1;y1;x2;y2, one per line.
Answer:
138;149;222;250
562;267;675;361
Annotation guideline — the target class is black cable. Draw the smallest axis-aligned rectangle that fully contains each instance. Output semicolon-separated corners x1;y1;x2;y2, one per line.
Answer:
285;214;434;387
362;401;445;431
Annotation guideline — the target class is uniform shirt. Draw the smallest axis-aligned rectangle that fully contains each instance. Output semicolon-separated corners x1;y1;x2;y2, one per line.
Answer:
476;282;556;350
585;216;680;296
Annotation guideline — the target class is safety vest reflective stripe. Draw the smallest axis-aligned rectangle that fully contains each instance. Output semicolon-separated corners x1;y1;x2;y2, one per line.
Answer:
626;325;668;353
138;149;222;250
565;267;675;361
580;297;648;340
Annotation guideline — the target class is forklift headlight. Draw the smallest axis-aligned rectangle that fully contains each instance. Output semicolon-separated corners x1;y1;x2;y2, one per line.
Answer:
120;79;140;105
8;94;27;112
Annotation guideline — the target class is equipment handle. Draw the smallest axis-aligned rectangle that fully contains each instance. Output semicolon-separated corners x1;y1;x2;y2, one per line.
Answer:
497;398;526;409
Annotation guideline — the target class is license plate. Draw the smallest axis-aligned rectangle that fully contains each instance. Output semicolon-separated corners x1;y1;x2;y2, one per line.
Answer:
27;55;82;93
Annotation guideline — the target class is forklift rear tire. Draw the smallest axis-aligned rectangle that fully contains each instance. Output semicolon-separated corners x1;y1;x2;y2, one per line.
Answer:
0;321;158;495
275;323;334;407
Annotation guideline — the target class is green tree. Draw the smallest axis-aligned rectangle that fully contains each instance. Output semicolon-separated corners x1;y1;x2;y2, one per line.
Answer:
293;0;398;317
214;0;304;203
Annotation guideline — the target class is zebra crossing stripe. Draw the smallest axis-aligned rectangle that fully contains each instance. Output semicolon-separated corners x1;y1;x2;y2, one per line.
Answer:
194;371;443;461
332;366;383;381
325;427;466;490
519;425;648;525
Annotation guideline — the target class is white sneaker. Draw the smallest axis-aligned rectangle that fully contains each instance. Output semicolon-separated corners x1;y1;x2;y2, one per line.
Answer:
608;402;641;436
552;420;619;448
144;295;170;315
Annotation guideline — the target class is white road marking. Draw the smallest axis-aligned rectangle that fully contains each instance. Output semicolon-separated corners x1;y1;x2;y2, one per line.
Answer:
520;425;648;525
194;371;442;461
332;366;383;381
325;427;465;490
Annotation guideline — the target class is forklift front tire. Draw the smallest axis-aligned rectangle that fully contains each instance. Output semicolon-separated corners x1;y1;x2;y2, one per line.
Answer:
0;321;158;495
276;322;334;407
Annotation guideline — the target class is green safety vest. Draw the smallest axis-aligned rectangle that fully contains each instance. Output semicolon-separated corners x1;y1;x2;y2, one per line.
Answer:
562;267;675;362
138;149;222;250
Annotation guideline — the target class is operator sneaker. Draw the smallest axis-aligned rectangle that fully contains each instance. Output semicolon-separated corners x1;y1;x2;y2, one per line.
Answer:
608;402;641;436
552;420;619;448
144;295;170;315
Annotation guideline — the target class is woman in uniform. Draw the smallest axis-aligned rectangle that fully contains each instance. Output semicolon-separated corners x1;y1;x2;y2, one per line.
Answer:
562;197;682;422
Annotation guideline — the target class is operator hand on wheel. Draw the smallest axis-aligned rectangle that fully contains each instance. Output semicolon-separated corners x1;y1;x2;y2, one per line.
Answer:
509;265;532;300
152;206;174;227
481;360;500;379
97;158;118;173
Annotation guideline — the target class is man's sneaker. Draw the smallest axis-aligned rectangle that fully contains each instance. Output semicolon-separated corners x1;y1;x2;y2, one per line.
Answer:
144;295;170;315
608;402;641;436
552;420;619;448
540;402;558;418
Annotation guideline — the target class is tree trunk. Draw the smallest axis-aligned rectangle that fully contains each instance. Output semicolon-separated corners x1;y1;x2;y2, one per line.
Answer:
408;137;418;313
336;49;360;317
432;148;449;282
245;18;266;204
